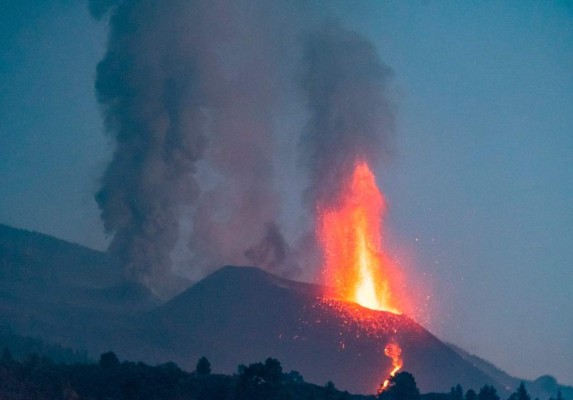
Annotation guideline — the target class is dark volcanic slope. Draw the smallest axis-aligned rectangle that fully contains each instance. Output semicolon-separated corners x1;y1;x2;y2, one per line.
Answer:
0;223;121;289
129;266;501;395
0;224;159;350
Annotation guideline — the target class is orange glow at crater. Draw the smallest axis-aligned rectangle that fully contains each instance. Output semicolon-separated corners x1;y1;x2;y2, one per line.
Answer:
317;160;401;314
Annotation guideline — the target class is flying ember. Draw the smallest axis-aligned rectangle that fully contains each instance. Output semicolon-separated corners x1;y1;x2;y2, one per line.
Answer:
317;160;401;314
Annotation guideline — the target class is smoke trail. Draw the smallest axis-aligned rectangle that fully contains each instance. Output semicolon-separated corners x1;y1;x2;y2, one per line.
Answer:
244;222;301;279
90;0;301;294
186;1;300;279
299;22;394;208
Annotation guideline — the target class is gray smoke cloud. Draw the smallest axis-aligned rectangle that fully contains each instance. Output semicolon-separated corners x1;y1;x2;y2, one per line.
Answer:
299;22;395;209
244;222;301;279
185;1;301;280
92;0;213;296
90;0;392;295
90;0;304;296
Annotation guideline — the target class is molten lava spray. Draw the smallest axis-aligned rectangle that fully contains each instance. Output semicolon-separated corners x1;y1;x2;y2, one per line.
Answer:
317;160;407;393
318;160;400;314
378;342;404;394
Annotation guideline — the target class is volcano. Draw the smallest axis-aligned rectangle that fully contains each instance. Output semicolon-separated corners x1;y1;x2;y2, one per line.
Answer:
126;266;500;394
2;225;559;396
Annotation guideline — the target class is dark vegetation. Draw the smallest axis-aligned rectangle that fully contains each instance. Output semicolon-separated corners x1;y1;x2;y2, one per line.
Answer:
0;351;371;400
0;348;567;400
0;327;89;365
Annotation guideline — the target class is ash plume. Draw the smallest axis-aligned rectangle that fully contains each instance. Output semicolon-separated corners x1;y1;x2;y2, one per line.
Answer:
90;0;301;295
92;0;213;295
186;1;301;280
299;22;395;208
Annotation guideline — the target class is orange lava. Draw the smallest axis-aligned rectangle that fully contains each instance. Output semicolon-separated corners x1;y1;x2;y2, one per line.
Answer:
317;160;401;314
378;343;403;394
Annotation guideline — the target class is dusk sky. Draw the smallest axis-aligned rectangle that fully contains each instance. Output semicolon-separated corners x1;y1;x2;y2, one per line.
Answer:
1;0;572;386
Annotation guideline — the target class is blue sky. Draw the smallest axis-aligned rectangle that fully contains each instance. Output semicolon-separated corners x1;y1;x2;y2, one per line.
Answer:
1;0;572;385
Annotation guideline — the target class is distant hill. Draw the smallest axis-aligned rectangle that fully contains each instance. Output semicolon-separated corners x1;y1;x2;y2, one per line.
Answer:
448;343;572;400
0;223;121;289
0;224;166;351
0;224;191;301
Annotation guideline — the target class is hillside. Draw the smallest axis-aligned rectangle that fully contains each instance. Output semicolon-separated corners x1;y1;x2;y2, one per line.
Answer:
113;266;502;394
0;224;120;289
0;224;161;352
448;343;572;400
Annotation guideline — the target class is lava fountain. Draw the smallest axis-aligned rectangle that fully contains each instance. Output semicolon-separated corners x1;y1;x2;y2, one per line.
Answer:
317;160;401;314
316;160;407;393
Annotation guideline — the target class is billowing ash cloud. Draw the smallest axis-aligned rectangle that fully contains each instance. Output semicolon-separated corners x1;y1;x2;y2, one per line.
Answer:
92;0;213;295
90;0;392;295
90;0;302;295
299;22;394;208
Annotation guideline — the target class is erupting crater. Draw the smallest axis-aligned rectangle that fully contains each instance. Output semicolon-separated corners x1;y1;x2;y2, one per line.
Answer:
317;160;403;314
316;160;407;392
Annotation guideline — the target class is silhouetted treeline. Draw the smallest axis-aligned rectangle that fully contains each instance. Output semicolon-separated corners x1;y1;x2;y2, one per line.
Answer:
0;352;372;400
0;327;89;365
417;381;567;400
0;349;568;400
378;371;566;400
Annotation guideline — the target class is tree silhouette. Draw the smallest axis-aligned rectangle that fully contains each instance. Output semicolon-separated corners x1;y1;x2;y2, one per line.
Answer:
99;351;120;368
235;357;286;400
466;389;478;400
196;356;211;375
263;358;283;386
450;385;464;400
478;385;500;400
379;371;420;400
284;370;304;383
509;383;531;400
325;381;337;400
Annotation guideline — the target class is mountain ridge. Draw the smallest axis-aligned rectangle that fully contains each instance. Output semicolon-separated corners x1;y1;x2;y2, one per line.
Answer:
448;343;573;400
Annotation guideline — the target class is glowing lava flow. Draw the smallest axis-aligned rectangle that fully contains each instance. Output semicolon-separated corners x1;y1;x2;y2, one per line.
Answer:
317;160;400;314
377;343;403;394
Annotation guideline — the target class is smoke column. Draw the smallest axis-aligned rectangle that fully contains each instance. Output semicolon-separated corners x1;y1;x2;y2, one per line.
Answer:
187;2;301;280
90;0;301;295
299;22;395;209
91;0;213;296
